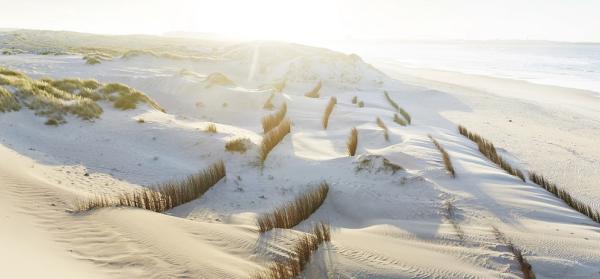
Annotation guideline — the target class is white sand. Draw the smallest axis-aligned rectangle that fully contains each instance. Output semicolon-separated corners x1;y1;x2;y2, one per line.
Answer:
1;40;599;278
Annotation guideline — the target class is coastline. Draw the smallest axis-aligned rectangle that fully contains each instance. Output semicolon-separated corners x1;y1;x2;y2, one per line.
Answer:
374;61;600;208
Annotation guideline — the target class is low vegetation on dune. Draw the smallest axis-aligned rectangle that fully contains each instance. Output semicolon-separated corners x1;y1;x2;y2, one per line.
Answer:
0;67;165;125
351;96;357;104
253;222;331;279
384;91;411;124
492;227;536;279
347;127;358;156
262;103;288;133
101;83;165;112
529;172;600;224
77;161;226;212
376;117;390;141
304;81;321;98
321;97;337;129
204;123;218;133
458;125;525;182
257;182;329;232
429;135;456;178
355;154;403;174
259;119;291;165
357;100;364;107
225;137;251;153
263;94;275;110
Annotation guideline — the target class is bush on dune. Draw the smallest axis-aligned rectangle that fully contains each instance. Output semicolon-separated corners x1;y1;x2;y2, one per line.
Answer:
257;182;329;232
429;135;456;178
529;172;600;224
458;125;525;182
304;81;321;98
77;161;226;212
357;100;364;108
253;222;331;279
347;127;358;156
351;96;357;104
261;103;287;134
259;118;291;165
321;97;337;129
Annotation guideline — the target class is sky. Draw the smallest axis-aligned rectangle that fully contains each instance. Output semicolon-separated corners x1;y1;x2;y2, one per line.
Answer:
0;0;599;43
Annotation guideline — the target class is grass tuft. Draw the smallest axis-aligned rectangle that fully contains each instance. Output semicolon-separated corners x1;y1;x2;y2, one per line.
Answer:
0;86;21;112
492;227;536;279
304;81;321;98
347;127;358;156
263;94;275;110
262;103;287;133
429;135;456;178
393;113;407;126
321;97;337;129
252;222;331;279
77;161;226;212
376;117;389;141
458;125;525;182
204;123;217;133
529;172;600;224
351;96;357;104
259;119;291;165
384;91;411;124
257;182;329;232
357;100;364;108
225;138;250;153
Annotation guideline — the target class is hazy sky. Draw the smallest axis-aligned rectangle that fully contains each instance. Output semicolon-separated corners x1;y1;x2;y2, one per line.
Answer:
0;0;599;43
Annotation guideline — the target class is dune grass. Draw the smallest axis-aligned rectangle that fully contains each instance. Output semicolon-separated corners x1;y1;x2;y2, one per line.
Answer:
262;103;287;133
76;161;226;212
429;135;456;178
321;97;337;129
253;222;331;279
347;127;358;156
263;94;275;110
393;113;407;126
351;96;357;104
529;172;600;224
357;100;364;108
304;81;321;98
0;87;21;112
492;227;536;279
384;91;411;124
259;119;291;165
225;138;250;153
458;125;525;182
257;182;329;232
376;117;390;141
0;67;165;125
272;79;286;93
205;123;218;133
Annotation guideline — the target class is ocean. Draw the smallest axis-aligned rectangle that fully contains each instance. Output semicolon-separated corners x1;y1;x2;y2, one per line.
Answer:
333;41;600;94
